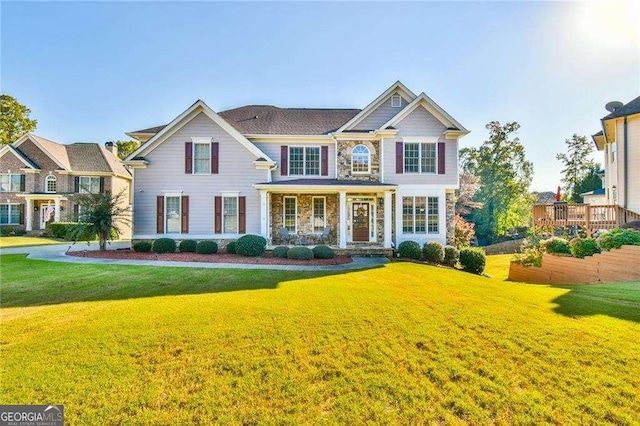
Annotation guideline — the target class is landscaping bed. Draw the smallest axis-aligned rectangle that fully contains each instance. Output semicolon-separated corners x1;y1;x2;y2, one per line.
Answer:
67;249;353;265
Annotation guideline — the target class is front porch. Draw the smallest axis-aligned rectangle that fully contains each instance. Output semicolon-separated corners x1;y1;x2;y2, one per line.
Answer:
16;193;71;233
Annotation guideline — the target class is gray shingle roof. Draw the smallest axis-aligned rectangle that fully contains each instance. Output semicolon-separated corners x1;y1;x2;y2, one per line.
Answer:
603;95;640;119
129;105;362;136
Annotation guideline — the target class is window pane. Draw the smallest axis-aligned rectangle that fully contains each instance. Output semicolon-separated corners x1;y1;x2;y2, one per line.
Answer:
313;198;325;233
46;176;57;193
404;143;419;173
352;146;369;173
11;175;21;191
223;196;238;233
415;197;426;233
289;147;304;175
79;177;100;194
10;205;20;224
284;197;296;232
305;147;320;175
421;144;436;173
402;197;414;233
194;143;210;174
428;197;439;233
0;176;9;192
166;196;181;233
0;205;8;224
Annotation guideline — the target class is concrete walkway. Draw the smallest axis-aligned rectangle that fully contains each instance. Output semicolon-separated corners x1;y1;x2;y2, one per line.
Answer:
1;241;389;271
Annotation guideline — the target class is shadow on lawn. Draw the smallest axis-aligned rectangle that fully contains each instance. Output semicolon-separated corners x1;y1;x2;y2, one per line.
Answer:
551;285;640;323
1;254;384;308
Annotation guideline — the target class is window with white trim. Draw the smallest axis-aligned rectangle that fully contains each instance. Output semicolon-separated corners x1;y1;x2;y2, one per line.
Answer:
391;95;402;108
351;145;370;174
165;196;181;233
284;196;297;232
79;176;101;194
402;196;439;234
312;197;326;233
194;142;211;174
0;204;21;225
46;175;57;193
0;174;22;192
223;196;238;233
289;147;320;176
404;143;437;174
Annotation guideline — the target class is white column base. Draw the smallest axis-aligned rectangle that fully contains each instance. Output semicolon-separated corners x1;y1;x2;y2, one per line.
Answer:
384;191;392;248
339;191;347;248
260;190;268;239
25;199;33;231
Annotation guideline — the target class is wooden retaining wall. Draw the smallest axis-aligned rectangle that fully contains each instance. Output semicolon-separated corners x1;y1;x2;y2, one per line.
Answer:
508;245;640;284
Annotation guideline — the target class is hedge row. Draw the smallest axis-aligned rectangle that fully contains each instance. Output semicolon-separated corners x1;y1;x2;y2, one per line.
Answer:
397;240;484;274
272;245;335;260
132;238;219;254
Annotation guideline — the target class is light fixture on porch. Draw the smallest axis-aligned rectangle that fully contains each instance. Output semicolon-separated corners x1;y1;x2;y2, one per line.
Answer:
34;206;39;211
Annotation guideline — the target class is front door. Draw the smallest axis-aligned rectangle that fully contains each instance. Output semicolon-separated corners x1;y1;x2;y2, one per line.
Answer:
352;203;369;242
40;203;55;230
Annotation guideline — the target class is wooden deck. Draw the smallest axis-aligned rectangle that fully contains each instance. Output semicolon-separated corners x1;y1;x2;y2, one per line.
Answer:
532;204;640;236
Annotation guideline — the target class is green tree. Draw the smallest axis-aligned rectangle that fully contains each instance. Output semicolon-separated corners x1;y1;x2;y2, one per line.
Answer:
556;134;594;201
572;163;603;203
69;190;131;251
462;121;534;244
0;94;38;145
113;140;139;160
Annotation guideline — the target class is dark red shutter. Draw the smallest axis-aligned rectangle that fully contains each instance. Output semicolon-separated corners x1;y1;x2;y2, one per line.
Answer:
19;204;24;224
99;177;105;193
185;142;193;174
214;196;222;233
74;177;80;192
181;196;189;233
321;146;328;176
211;142;219;174
238;196;246;234
438;142;445;175
156;196;164;234
281;145;288;176
396;142;403;174
20;175;26;192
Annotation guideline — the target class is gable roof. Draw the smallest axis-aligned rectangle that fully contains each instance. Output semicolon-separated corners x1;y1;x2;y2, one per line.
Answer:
603;95;640;119
0;144;40;169
13;133;71;170
379;92;469;133
126;100;274;162
337;81;417;132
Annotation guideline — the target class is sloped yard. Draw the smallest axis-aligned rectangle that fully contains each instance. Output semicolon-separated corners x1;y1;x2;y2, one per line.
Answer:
1;254;638;424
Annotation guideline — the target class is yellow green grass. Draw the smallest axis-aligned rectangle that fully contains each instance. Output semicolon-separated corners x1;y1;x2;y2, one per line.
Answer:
1;254;639;424
0;236;61;248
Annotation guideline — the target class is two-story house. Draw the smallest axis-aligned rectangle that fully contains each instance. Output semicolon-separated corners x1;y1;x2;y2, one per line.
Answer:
124;81;468;249
592;95;640;214
0;133;132;236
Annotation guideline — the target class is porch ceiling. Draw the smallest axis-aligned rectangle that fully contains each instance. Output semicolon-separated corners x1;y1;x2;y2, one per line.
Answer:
16;193;69;201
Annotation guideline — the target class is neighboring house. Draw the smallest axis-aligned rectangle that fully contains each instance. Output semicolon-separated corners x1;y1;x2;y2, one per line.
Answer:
0;134;132;236
592;95;640;214
124;81;468;248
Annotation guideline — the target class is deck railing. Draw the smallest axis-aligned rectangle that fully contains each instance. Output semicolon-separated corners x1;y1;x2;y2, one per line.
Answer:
532;204;640;235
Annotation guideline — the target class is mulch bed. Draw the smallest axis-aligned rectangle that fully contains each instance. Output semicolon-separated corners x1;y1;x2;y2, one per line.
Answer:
67;249;353;266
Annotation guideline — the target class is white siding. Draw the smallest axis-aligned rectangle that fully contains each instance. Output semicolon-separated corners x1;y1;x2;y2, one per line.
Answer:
133;112;266;237
353;93;410;131
624;115;640;213
254;141;335;181
382;107;458;186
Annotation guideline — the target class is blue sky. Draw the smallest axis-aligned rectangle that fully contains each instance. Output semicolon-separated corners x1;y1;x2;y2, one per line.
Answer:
2;1;638;191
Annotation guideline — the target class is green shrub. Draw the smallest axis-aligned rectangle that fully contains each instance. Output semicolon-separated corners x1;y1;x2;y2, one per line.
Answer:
196;240;218;254
398;240;421;260
132;241;152;253
422;242;445;264
312;245;335;259
236;234;267;257
179;239;197;253
459;247;486;274
597;228;640;251
46;222;77;239
226;241;238;254
443;245;459;267
287;246;314;260
152;238;177;254
513;238;543;267
272;246;289;258
570;237;600;258
541;237;571;255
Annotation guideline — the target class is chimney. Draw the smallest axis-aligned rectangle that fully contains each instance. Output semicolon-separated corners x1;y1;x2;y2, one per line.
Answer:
105;141;118;157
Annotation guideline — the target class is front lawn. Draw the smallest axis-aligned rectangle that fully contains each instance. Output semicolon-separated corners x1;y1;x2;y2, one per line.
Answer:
1;255;639;424
0;236;61;248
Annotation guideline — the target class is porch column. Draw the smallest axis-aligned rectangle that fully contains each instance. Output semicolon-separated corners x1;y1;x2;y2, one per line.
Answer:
384;191;392;249
260;190;268;239
54;198;61;222
25;199;33;231
339;191;347;248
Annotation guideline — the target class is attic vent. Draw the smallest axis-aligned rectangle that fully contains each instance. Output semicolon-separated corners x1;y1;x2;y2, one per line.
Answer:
391;95;402;108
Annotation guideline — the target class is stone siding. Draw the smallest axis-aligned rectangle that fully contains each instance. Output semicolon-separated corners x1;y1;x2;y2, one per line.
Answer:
270;193;339;245
336;140;381;182
446;191;455;246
